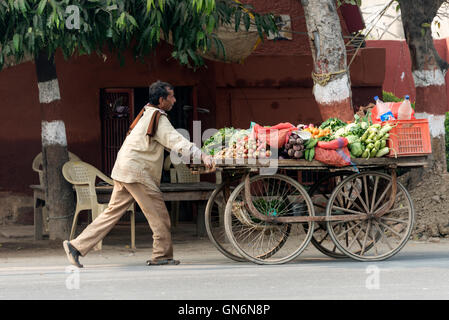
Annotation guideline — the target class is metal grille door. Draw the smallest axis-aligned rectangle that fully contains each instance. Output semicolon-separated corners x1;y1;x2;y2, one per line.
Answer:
100;89;134;175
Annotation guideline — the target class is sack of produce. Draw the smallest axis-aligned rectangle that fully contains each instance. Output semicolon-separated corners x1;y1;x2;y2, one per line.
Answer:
317;137;348;150
314;146;352;167
253;122;296;148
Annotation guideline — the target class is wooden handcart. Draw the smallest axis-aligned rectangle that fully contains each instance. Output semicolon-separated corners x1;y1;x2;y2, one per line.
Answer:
193;156;429;265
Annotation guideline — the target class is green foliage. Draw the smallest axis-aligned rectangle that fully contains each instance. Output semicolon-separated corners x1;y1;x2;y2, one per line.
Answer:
382;90;416;109
0;0;278;70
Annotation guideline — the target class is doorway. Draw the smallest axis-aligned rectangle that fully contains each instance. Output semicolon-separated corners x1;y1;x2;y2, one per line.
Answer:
100;86;194;176
100;86;196;223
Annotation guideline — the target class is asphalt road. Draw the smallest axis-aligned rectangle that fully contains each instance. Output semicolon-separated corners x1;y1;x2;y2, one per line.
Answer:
1;235;449;301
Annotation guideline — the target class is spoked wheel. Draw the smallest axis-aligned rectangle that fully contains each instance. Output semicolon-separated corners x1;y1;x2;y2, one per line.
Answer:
326;171;415;261
205;181;247;262
308;171;354;259
224;174;315;265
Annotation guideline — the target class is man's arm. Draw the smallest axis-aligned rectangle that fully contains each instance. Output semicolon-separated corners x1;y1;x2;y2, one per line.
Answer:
154;115;214;169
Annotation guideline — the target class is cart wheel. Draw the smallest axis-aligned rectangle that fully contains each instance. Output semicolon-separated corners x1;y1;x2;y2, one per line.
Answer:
308;171;354;259
205;181;247;262
224;174;315;265
326;171;415;261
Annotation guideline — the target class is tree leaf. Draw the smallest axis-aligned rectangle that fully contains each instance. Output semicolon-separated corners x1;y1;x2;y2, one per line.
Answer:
13;33;20;52
18;0;27;14
127;14;138;28
234;10;241;32
243;12;250;30
196;30;204;46
146;0;154;12
37;0;47;15
196;0;203;13
206;15;215;33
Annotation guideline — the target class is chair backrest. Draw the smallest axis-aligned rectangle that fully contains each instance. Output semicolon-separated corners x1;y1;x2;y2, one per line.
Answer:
62;160;113;211
32;151;81;186
174;163;200;183
163;156;199;183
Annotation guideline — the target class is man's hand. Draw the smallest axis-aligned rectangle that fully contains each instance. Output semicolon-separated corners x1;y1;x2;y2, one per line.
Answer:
201;154;215;170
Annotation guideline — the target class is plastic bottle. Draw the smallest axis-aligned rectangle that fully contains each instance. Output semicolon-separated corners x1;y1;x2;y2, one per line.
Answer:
374;96;394;121
397;95;413;120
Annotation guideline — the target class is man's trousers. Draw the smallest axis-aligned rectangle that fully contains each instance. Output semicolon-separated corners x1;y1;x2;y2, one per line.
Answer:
70;180;173;261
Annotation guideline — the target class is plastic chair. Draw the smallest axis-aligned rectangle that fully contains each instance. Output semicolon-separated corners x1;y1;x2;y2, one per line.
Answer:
32;151;81;235
163;157;201;227
163;157;200;184
62;160;136;250
33;151;81;186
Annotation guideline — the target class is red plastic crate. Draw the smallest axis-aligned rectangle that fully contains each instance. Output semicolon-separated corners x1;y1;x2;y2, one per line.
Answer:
385;119;432;157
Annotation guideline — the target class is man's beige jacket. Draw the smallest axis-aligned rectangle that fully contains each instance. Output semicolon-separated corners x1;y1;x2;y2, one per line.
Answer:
111;105;198;187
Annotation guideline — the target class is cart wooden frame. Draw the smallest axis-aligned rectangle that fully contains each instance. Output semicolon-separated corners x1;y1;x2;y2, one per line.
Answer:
196;156;428;265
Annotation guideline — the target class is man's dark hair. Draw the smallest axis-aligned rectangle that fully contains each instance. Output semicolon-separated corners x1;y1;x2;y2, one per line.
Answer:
148;80;174;106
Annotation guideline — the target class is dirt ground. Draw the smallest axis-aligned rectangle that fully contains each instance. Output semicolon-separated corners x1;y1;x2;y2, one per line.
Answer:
399;169;449;240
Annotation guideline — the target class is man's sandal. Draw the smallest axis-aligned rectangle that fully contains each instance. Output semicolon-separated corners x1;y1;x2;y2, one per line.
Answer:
146;259;180;266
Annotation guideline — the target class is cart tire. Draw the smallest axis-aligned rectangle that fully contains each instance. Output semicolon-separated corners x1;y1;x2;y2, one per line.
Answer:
205;182;247;262
224;174;315;265
307;171;354;259
326;171;415;261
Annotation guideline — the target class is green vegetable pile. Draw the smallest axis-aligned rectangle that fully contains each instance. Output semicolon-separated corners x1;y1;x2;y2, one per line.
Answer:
319;118;347;131
304;138;317;161
319;118;347;141
357;123;394;158
202;127;237;156
321;112;395;159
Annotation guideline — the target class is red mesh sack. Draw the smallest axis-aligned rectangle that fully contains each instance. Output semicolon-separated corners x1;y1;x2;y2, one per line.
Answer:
317;137;348;150
253;122;296;148
314;146;352;167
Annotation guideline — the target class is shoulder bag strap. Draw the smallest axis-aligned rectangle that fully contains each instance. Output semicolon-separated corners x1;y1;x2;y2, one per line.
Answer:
126;105;147;136
147;110;163;137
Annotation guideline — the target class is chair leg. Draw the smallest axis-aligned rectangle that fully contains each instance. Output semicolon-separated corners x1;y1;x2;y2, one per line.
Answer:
170;201;180;228
34;194;43;240
131;210;136;249
196;202;207;237
69;209;80;240
175;202;180;227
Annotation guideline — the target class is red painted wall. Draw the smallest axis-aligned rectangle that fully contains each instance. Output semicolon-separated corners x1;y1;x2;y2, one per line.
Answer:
213;47;385;129
366;39;449;110
0;43;216;194
244;0;311;56
244;0;354;56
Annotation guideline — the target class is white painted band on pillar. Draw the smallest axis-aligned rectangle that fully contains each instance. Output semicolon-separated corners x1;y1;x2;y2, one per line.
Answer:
38;79;61;104
412;69;445;87
415;112;446;137
313;73;350;104
42;120;68;146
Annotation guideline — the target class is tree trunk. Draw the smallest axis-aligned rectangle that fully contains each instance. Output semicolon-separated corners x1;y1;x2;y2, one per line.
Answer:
301;0;354;122
35;50;75;240
399;0;448;173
